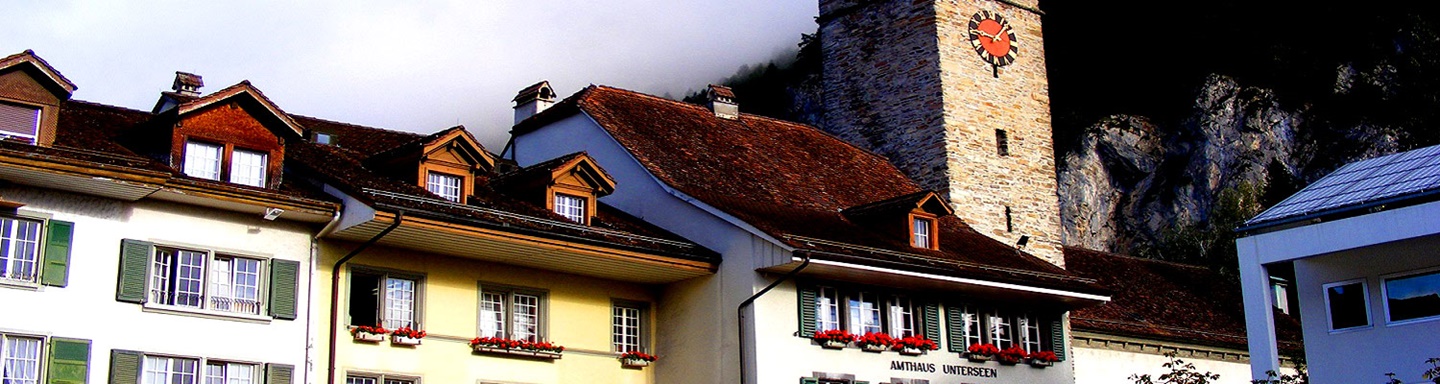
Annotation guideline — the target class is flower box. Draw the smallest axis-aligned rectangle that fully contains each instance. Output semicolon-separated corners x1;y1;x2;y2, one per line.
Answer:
812;330;855;350
861;344;888;353
471;345;563;360
898;346;924;356
996;346;1027;366
353;332;385;343
820;340;847;349
966;353;994;363
390;335;422;346
620;357;651;368
891;336;938;355
1028;359;1052;368
618;351;657;368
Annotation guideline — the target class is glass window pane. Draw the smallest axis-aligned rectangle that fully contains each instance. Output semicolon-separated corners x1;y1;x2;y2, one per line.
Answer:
1;336;42;384
480;292;506;338
0;217;41;283
1327;282;1370;330
345;377;377;384
383;277;416;329
816;286;840;332
229;149;268;187
613;306;642;352
184;141;223;180
426;172;463;202
553;193;587;223
912;218;930;248
887;296;914;338
1385;271;1440;322
512;293;540;342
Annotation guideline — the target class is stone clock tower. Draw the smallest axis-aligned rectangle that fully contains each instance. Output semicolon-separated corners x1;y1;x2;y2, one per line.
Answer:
818;0;1064;266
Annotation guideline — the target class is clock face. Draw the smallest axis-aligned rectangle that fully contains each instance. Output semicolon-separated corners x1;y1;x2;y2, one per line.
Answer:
967;10;1018;67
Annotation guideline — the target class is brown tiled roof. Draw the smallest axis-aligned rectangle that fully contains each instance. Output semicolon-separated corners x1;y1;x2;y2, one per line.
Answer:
515;85;1105;295
0;50;78;94
1064;247;1303;351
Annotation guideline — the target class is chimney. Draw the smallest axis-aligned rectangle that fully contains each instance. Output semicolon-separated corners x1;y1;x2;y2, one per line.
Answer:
172;72;204;97
513;80;556;125
704;84;738;119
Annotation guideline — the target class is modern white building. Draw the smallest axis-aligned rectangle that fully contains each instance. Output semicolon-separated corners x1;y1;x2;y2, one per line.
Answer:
1238;144;1440;383
0;50;335;384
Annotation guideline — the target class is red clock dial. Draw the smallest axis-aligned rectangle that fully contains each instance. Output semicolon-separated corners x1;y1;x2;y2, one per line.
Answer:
967;10;1019;67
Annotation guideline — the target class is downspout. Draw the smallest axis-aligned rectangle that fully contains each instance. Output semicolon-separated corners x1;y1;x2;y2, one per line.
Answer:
737;254;810;384
326;211;403;384
305;207;343;384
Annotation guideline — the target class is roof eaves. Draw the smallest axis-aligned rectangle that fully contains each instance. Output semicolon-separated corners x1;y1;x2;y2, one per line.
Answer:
0;50;78;94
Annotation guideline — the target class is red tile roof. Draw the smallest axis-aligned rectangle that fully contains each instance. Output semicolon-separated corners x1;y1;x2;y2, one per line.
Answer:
515;85;1105;295
1064;247;1303;351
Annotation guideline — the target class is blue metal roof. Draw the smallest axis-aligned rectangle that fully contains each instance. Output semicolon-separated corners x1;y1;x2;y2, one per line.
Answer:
1246;144;1440;227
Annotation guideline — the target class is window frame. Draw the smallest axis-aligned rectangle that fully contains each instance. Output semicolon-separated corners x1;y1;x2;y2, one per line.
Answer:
0;215;45;286
228;148;269;188
0;100;41;144
611;299;650;353
347;266;425;330
476;282;549;342
908;213;938;250
181;139;273;188
140;353;261;384
345;372;419;384
1380;267;1440;326
425;171;464;203
144;244;270;318
182;140;224;181
1323;279;1372;332
812;284;929;339
552;192;588;223
0;332;43;384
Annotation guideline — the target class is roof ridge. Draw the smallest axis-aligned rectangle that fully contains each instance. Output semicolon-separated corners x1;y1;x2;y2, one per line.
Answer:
289;113;423;139
67;99;153;115
1065;246;1209;271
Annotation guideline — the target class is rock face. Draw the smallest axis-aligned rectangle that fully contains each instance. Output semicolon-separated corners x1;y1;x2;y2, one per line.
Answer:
1060;75;1300;254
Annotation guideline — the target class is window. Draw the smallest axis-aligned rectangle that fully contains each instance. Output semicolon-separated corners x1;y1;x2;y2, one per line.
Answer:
149;247;265;315
887;296;916;338
995;129;1009;156
1;334;41;384
205;361;255;384
346;374;415;384
0;101;40;143
958;305;983;347
988;312;1013;349
809;285;932;340
0;217;42;284
553;193;586;223
847;291;882;335
143;355;199;384
612;302;648;353
184;141;223;181
477;284;546;342
1324;280;1371;331
945;305;1062;358
1383;269;1440;324
816;286;841;332
910;216;936;249
349;269;421;329
229;149;267;188
111;351;286;384
1018;313;1042;352
426;172;463;202
313;132;334;145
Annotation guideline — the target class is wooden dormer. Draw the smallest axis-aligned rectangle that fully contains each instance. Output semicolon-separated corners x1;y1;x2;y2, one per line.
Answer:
0;50;77;147
842;191;954;250
142;81;303;189
493;152;616;225
417;127;494;203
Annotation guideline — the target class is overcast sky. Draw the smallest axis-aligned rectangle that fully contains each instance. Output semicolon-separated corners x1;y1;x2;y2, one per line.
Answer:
3;1;818;149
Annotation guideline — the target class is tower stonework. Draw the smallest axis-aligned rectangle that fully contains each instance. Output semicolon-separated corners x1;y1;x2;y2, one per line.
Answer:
819;0;1064;266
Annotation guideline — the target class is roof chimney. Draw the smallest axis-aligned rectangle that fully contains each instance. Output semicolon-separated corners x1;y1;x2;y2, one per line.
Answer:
513;80;556;125
172;72;203;97
704;84;738;119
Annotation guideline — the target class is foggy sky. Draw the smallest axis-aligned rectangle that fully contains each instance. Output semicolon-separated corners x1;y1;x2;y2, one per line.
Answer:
3;1;818;149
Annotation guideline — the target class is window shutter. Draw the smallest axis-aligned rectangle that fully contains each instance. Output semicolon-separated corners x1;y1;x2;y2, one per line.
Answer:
797;284;817;337
108;349;141;384
41;220;74;287
268;259;300;320
944;305;964;353
800;378;819;384
1050;316;1066;361
0;102;40;138
116;239;152;303
922;302;941;344
45;338;90;384
265;363;294;384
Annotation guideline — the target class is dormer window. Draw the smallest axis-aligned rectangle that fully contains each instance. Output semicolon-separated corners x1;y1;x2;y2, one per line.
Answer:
0;101;40;144
553;193;587;223
230;148;268;187
183;141;223;180
313;132;334;145
182;140;270;188
426;171;463;202
910;214;937;250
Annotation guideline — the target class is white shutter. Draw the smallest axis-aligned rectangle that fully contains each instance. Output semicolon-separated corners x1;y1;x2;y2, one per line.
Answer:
0;102;40;140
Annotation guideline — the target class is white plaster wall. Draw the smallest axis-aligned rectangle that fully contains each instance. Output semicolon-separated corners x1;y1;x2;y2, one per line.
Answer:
1293;233;1440;384
1073;348;1257;384
0;187;316;383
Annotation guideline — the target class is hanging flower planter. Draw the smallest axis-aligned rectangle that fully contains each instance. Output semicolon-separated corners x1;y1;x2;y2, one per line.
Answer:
891;336;938;356
389;327;427;346
812;330;855;350
966;343;999;363
469;337;565;360
1027;351;1058;368
350;325;387;343
618;351;657;368
996;346;1027;365
857;332;894;353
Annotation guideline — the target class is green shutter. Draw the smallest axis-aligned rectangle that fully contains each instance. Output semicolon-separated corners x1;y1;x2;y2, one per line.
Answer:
922;302;941;345
41;220;74;287
45;338;89;384
945;305;965;353
1050;316;1066;361
265;363;293;384
108;350;141;384
268;259;300;320
854;381;869;384
797;284;817;337
115;239;152;303
800;378;819;384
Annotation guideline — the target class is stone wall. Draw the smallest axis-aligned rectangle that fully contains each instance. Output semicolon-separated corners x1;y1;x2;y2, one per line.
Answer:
818;0;1064;265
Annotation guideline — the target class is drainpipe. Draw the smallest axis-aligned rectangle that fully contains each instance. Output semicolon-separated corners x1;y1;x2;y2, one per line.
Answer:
737;254;810;384
304;208;342;384
326;211;403;384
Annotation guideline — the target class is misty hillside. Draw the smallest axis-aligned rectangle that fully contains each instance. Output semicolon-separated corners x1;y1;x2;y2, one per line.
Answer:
689;1;1440;273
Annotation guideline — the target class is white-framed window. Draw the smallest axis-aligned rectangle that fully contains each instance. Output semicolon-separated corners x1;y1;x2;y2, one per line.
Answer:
348;268;422;329
149;247;265;315
958;305;983;347
553;193;587;223
229;149;268;188
426;172;463;202
1018;313;1042;352
847;291;882;335
183;141;223;181
0;334;42;384
477;284;546;342
816;286;841;332
204;361;256;384
612;303;645;353
345;374;415;384
887;296;916;338
910;216;934;249
988;312;1013;348
143;355;200;384
0;216;43;284
1324;279;1371;331
1382;268;1440;325
0;101;40;143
